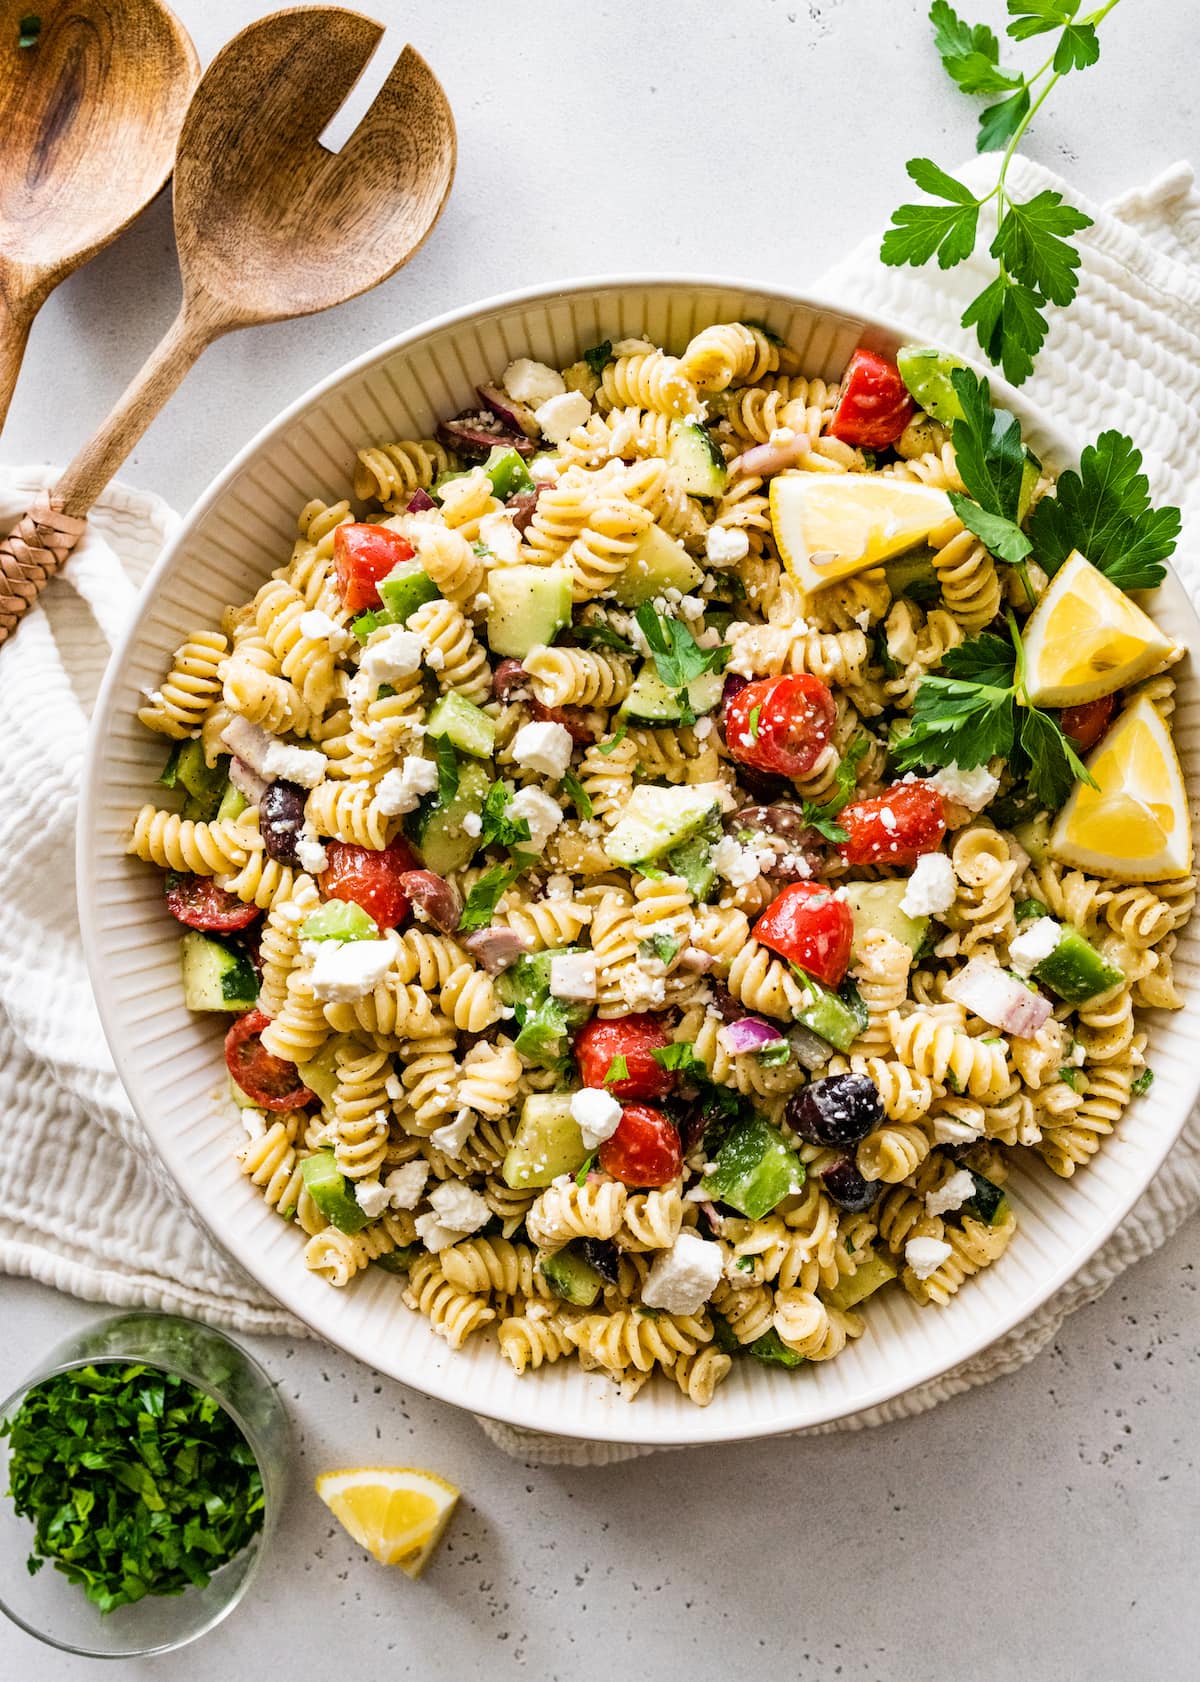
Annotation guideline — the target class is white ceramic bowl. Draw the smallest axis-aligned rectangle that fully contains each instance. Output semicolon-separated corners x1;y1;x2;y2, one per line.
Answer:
79;279;1200;1446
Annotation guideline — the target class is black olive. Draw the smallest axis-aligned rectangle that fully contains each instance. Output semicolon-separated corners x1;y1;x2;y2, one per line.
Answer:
787;1073;883;1148
260;779;307;867
819;1154;881;1213
579;1239;619;1284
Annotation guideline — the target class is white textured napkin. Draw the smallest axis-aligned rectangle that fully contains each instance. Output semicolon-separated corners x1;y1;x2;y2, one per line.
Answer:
5;155;1200;1465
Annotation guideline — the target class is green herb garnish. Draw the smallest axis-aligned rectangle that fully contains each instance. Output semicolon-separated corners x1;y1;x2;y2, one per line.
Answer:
18;14;40;47
2;1363;263;1614
638;932;680;966
1058;1065;1084;1091
432;735;459;806
597;725;629;755
561;769;594;820
478;780;532;850
569;621;637;655
650;1041;709;1080
603;1054;630;1086
582;339;613;378
801;735;870;842
1131;1067;1154;1097
458;853;534;932
575;1151;598;1185
748;702;762;740
633;602;730;726
1027;430;1180;590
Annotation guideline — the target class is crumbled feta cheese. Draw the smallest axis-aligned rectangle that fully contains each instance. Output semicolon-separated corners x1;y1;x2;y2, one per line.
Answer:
360;626;423;687
900;851;956;918
905;1236;953;1280
768;426;796;446
239;1108;267;1141
307;938;394;1003
477;510;521;565
531;455;562;482
549;951;597;1000
930;1113;984;1146
679;594;705;621
295;827;329;876
927;763;1001;812
424;646;445;670
641;1233;725;1316
693;717;713;741
711;835;761;887
512;719;574;779
879;805;898;833
545;873;574;900
413;1213;461;1253
619;969;667;1010
570;1088;623;1149
925;1168;978;1219
353;1176;392;1220
1009;916;1062;976
261;740;328;788
509;785;564;853
461;810;482;838
427;1180;491;1234
503;357;566;408
385;1162;430;1209
374;755;439;817
535;390;592;444
429;1110;477;1158
297;608;346;648
384;1073;405;1102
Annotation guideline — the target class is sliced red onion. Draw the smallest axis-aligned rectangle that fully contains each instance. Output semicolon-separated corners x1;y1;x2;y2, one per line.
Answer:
732;434;814;478
228;756;269;805
462;927;530;974
406;487;436;513
697;1200;723;1236
492;659;528;701
679;947;716;975
719;1016;788;1057
944;958;1052;1038
477;381;542;441
220;716;274;777
439;414;536;459
396;870;462;936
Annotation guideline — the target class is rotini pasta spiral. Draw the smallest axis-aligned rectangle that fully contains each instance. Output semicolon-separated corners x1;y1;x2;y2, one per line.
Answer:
138;632;227;738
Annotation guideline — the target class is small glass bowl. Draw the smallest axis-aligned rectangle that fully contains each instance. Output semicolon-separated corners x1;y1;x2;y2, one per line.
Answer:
0;1312;289;1659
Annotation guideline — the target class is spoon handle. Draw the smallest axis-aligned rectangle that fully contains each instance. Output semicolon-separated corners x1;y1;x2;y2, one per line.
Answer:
0;284;37;439
0;303;217;646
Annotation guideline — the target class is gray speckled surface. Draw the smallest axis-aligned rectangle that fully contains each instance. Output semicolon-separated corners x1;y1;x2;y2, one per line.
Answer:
3;0;1199;1674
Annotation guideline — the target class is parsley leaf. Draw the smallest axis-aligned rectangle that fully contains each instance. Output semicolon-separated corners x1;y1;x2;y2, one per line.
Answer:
478;780;532;850
748;702;762;740
597;725;628;756
1131;1067;1154;1097
638;933;680;966
1058;1064;1084;1091
1006;1;1078;40
432;736;459;806
880;159;980;269
1028;430;1180;590
582;339;613;378
801;735;870;841
951;367;1026;518
575;1151;598;1185
961;270;1049;387
570;622;636;655
634;602;729;724
949;493;1032;565
1018;703;1092;809
604;1054;629;1086
930;0;1022;94
651;1041;710;1080
458;853;534;932
561;769;594;821
991;189;1091;306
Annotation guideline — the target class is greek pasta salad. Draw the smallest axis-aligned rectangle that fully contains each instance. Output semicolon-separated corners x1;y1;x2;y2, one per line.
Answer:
128;322;1191;1406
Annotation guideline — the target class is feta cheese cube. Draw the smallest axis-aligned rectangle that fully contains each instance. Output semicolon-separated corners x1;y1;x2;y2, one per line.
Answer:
509;785;564;853
307;938;394;1003
927;763;1001;812
427;1180;491;1234
641;1233;724;1316
385;1162;430;1210
297;608;348;651
570;1088;623;1149
462;810;482;838
360;626;423;687
1008;916;1062;976
260;740;328;789
374;756;439;817
534;390;591;444
905;1236;953;1280
900;851;956;918
512;719;574;780
413;1212;461;1253
429;1110;477;1158
549;951;597;1000
295;827;329;876
711;835;760;887
924;1168;978;1219
353;1177;392;1220
477;510;521;565
503;357;566;408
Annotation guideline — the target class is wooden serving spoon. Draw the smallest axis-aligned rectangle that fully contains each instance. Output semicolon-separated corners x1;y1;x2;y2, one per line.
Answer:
0;5;457;645
0;0;199;434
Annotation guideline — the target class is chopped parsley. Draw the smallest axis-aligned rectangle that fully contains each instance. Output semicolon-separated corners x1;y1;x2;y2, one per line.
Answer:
633;602;729;726
575;1151;598;1185
1131;1067;1154;1097
458;853;534;932
432;735;459;806
801;734;870;842
478;780;531;849
638;932;680;966
1058;1065;1084;1091
597;725;629;755
569;621;637;655
747;702;762;740
582;339;613;378
603;1054;630;1086
561;768;594;820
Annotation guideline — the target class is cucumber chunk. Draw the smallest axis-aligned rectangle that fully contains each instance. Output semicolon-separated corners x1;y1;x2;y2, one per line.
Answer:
486;564;572;658
180;931;258;1013
216;784;248;823
844;880;928;963
539;1244;604;1307
300;1150;370;1233
295;1041;341;1108
747;1328;806;1368
300;901;379;943
483;444;535;501
896;344;967;424
1013;813;1051;866
228;1075;258;1110
792;975;869;1053
371;1245;419;1274
617;666;724;724
701;1117;806;1220
496;949;592;1065
165;741;228;820
411;759;491;875
425;693;496;759
884;550;940;606
501;1094;590;1189
664;829;718;903
611;524;704;606
378;565;440;623
668;419;727;497
823;1249;899;1312
604;783;723;866
964;1170;1009;1226
1031;924;1124;1005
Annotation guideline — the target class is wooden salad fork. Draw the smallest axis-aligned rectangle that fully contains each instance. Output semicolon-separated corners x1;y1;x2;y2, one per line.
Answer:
0;5;457;646
0;0;199;436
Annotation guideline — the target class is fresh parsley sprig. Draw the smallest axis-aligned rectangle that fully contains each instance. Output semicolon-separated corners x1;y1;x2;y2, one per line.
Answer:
1028;431;1181;589
802;735;871;843
944;366;1036;601
477;780;531;850
882;1;1124;384
458;853;534;932
634;602;729;726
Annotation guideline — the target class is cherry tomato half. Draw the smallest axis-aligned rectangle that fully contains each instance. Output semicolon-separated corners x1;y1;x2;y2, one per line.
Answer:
598;1104;683;1187
164;872;260;933
828;348;915;450
224;1010;314;1111
752;882;854;988
837;781;946;868
1061;694;1115;753
724;673;836;780
575;1014;673;1100
320;838;420;929
333;523;415;615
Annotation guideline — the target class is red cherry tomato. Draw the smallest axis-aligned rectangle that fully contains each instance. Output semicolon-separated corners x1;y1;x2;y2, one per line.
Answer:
1061;694;1115;752
828;348;915;450
724;673;836;780
838;781;946;868
333;524;415;615
598;1103;683;1187
164;873;260;933
752;882;854;988
320;838;419;929
224;1010;314;1111
575;1014;673;1100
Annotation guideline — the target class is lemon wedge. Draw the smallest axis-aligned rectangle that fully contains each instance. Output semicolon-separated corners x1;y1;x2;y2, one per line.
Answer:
1023;550;1179;707
769;473;952;593
316;1466;460;1577
1051;695;1192;880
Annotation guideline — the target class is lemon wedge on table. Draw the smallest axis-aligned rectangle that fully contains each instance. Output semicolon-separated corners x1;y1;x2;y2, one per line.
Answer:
1051;695;1192;881
769;473;952;594
1023;550;1179;707
316;1466;460;1577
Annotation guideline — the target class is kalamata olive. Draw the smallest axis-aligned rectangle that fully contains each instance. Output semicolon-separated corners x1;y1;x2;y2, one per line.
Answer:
733;763;790;805
507;486;541;534
406;487;436;513
722;672;750;708
579;1238;620;1284
732;803;824;880
819;1154;881;1213
528;696;596;744
492;659;528;701
462;927;530;973
439;413;536;459
260;780;307;866
787;1073;883;1148
396;869;461;935
477;381;542;440
707;983;741;1022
